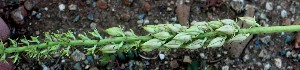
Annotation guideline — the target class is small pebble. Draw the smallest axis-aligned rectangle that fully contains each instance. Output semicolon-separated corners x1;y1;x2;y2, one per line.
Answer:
230;0;245;12
264;63;271;70
286;51;291;57
73;15;80;22
281;10;287;18
279;50;287;56
32;11;37;16
243;55;250;62
154;19;159;24
96;0;108;9
298;54;300;59
24;0;35;10
44;7;48;11
258;49;267;58
170;60;179;69
222;65;229;70
137;14;145;20
200;53;206;59
36;13;42;19
183;56;192;64
260;35;271;45
84;65;90;69
166;7;173;11
259;13;267;19
90;22;97;29
144;19;150;24
68;4;77;10
217;54;221;58
170;17;177;22
284;36;292;44
87;12;94;20
123;0;133;6
254;39;261;48
59;4;66;11
274;58;282;68
137;19;144;24
143;2;151;12
265;2;273;10
42;64;50;70
144;61;150;65
74;62;82;70
71;50;86;61
159;53;165;60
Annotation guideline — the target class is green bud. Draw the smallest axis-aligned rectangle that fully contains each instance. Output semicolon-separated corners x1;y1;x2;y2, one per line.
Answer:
166;24;182;33
221;19;235;25
185;38;207;49
164;40;185;48
191;21;208;26
228;33;250;42
101;44;118;53
207;37;226;48
185;26;204;35
191;21;210;31
142;39;163;51
157;24;169;32
153;31;172;40
124;29;136;36
105;27;124;36
208;21;223;29
239;17;261;27
216;25;237;34
173;33;192;42
143;25;159;33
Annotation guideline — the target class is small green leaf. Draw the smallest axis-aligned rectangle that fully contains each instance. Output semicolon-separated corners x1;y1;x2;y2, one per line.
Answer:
105;27;124;36
173;33;192;42
208;21;223;29
208;36;226;48
78;33;90;40
30;36;40;43
153;31;172;40
89;29;103;39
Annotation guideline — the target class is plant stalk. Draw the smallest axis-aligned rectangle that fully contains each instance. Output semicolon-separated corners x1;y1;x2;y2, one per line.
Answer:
1;25;300;54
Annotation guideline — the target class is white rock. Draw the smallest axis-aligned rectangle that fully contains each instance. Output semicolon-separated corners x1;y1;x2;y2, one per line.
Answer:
44;7;48;11
298;54;300;59
276;6;281;10
42;64;50;70
137;19;144;24
59;4;66;11
159;53;165;60
265;2;273;10
217;54;221;58
144;19;150;24
183;56;192;64
264;63;271;70
260;13;267;19
243;55;250;62
281;10;287;18
286;51;291;57
222;65;229;70
274;58;282;68
68;4;77;10
200;53;207;59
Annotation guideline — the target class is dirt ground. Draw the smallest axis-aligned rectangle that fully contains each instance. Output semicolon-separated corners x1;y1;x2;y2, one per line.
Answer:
1;0;300;70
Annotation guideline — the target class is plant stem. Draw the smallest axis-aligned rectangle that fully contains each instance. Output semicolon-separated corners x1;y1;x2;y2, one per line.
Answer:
1;25;300;54
0;36;152;54
239;25;300;34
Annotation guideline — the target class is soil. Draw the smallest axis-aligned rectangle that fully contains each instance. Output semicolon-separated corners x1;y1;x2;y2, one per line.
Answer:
1;0;300;70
